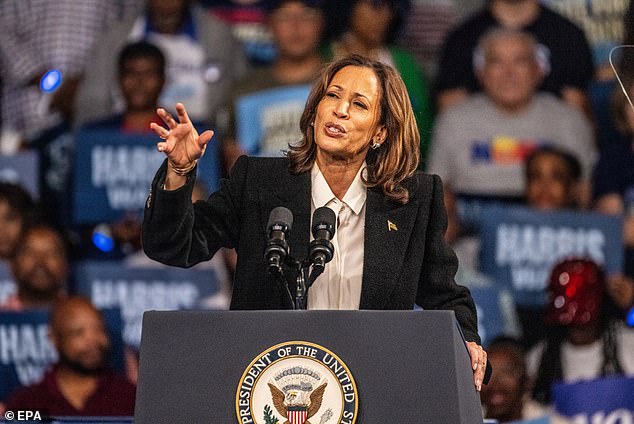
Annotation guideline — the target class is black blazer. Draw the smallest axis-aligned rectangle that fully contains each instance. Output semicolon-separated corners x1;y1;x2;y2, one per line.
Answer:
142;156;480;343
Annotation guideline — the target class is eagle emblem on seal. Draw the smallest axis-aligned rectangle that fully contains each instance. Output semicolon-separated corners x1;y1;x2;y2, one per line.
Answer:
267;366;328;424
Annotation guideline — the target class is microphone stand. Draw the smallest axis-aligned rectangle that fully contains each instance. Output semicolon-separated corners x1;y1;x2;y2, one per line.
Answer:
272;255;310;310
294;261;309;310
292;258;324;310
267;256;295;310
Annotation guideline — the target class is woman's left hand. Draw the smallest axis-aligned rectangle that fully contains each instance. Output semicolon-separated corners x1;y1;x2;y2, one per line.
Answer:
466;341;487;391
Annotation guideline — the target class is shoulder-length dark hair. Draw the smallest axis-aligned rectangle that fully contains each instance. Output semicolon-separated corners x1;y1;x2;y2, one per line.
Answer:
287;54;420;204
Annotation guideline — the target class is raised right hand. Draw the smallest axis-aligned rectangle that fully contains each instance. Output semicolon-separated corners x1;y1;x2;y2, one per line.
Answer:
150;102;214;168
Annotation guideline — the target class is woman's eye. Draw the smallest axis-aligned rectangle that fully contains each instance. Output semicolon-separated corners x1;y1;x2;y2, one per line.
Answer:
354;101;368;109
326;92;338;98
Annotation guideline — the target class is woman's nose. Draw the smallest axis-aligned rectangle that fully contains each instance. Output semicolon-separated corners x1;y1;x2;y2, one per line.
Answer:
333;100;349;118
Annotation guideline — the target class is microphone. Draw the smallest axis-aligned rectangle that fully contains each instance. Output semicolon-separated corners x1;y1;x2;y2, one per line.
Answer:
264;207;293;275
308;207;336;283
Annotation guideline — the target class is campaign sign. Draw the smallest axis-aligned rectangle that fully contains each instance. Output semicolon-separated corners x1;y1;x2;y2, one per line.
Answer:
469;284;517;347
0;151;39;198
479;206;623;307
236;84;311;156
414;281;515;346
0;262;15;305
72;129;220;224
509;418;550;424
73;261;221;348
552;376;634;423
0;309;124;402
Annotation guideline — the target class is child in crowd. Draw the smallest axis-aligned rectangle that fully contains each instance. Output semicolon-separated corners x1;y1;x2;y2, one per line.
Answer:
524;145;581;210
481;336;550;423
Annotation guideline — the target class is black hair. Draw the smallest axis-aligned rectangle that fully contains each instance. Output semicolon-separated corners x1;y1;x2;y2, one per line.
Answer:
0;182;36;227
486;336;528;381
322;0;411;44
117;40;166;77
265;0;324;14
524;145;582;182
486;335;525;352
531;295;625;404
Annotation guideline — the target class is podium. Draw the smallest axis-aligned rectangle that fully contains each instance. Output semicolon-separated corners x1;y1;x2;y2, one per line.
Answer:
135;310;484;423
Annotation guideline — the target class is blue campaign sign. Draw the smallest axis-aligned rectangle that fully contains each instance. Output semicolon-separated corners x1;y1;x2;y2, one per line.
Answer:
0;151;39;199
72;129;221;224
0;308;124;402
0;262;16;305
479;205;623;307
468;284;516;347
509;418;550;424
73;261;222;348
553;376;634;423
236;84;311;156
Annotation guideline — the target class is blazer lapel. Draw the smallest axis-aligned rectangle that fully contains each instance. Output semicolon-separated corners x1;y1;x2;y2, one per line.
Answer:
360;189;418;309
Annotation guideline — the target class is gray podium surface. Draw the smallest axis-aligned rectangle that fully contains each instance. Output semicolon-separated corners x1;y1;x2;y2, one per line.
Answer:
135;310;484;423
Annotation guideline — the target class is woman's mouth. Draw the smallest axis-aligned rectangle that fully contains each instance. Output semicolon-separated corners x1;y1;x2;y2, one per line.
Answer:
324;123;346;137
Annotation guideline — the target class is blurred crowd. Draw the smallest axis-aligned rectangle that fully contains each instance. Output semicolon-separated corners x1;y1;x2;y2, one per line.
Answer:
0;0;633;422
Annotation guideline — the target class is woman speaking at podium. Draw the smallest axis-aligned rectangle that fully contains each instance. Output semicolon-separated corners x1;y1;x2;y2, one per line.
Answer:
142;54;488;390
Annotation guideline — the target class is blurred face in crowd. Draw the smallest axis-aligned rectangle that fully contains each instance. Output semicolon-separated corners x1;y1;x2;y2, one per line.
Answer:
119;56;164;112
51;299;110;374
0;200;24;259
11;227;68;300
526;151;576;210
480;347;527;422
313;65;386;164
148;0;189;34
350;0;394;47
477;34;543;112
269;1;324;60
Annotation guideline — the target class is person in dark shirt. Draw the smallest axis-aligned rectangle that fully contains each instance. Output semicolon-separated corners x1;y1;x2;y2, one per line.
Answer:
3;296;136;417
435;0;593;116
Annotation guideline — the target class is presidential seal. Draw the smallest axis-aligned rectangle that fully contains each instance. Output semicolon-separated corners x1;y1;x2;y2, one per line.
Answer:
236;341;358;424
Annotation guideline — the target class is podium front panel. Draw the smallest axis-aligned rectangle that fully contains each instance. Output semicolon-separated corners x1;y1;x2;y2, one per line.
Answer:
135;310;483;423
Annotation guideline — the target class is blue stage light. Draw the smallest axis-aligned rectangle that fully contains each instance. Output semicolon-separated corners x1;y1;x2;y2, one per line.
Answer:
627;306;634;328
40;69;62;93
92;224;114;252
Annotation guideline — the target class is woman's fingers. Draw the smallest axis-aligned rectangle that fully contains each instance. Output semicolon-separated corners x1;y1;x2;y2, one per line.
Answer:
199;130;215;148
150;122;166;137
153;104;211;161
466;341;487;391
175;102;191;124
157;107;178;129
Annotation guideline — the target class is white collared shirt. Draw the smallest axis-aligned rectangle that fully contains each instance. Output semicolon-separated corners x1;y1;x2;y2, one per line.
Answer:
307;163;367;310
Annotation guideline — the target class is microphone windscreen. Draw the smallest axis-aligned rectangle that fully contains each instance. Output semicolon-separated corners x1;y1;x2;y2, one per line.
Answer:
267;206;293;230
312;206;336;237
